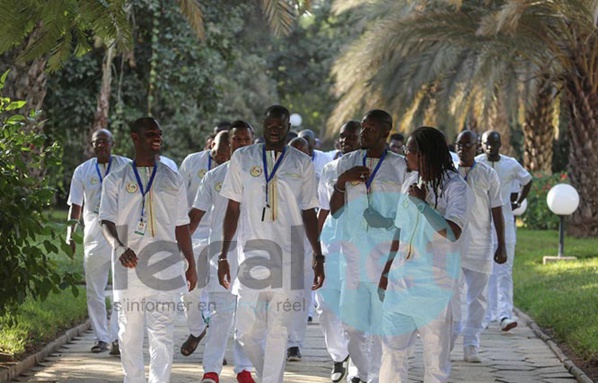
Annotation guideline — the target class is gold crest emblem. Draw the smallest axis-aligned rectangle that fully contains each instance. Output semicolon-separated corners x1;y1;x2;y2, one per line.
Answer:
126;181;139;194
198;169;207;178
90;176;99;185
215;182;222;192
250;166;262;177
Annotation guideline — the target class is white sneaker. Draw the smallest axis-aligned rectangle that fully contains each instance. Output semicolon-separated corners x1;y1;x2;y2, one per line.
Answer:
463;345;482;363
500;317;518;332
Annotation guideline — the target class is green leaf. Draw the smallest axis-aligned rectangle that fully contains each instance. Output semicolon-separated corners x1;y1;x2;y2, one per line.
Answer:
6;101;27;111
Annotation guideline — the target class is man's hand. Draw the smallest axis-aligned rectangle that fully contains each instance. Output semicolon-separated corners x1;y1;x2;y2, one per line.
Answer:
118;247;138;268
339;166;370;185
378;272;388;302
407;182;427;201
494;244;507;264
186;264;198;291
312;261;325;290
218;257;231;290
363;207;394;229
68;239;76;255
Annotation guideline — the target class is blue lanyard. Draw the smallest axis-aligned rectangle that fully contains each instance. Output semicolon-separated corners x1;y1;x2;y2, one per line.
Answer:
262;145;287;205
95;156;113;183
208;155;212;171
463;161;477;182
132;161;158;221
362;150;387;192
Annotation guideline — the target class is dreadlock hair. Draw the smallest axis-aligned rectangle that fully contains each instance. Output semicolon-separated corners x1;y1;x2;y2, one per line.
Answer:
410;126;456;208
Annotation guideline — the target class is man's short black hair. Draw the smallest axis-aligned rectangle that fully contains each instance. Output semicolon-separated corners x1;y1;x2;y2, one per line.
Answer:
363;109;392;131
131;117;159;134
265;105;290;120
230;120;254;132
390;133;404;142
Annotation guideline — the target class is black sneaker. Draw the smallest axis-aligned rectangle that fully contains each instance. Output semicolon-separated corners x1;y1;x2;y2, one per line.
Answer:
287;346;302;362
331;355;349;382
350;377;365;383
91;340;108;353
109;341;120;356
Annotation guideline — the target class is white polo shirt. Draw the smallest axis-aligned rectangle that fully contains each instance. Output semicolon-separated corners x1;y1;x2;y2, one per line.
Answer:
475;154;532;242
335;150;408;283
459;162;502;273
318;159;342;284
179;150;216;242
385;171;473;321
192;162;240;293
99;162;189;300
220;144;319;295
67;155;131;255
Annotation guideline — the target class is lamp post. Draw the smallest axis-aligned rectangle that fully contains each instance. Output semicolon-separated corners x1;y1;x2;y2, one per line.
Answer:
543;183;580;264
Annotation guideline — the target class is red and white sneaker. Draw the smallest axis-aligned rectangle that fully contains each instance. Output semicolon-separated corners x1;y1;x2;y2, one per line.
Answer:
201;372;219;383
236;370;255;383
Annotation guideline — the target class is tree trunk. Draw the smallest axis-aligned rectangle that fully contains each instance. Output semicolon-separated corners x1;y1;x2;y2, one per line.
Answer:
565;74;598;237
3;22;48;132
523;79;556;173
85;44;116;157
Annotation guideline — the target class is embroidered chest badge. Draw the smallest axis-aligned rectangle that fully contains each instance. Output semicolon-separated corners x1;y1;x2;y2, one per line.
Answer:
126;181;139;194
90;176;99;185
250;166;262;177
215;182;222;192
198;169;208;178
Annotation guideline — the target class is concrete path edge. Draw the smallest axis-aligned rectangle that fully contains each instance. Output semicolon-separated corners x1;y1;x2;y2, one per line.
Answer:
514;308;594;383
0;320;91;383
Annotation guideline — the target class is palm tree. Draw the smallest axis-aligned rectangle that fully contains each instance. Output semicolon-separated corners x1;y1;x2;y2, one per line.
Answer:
329;0;596;228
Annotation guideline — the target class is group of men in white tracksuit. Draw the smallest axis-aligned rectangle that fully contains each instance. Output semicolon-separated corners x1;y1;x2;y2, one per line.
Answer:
68;106;532;383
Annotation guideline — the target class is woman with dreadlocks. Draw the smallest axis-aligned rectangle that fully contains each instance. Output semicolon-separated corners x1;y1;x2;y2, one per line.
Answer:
377;126;474;382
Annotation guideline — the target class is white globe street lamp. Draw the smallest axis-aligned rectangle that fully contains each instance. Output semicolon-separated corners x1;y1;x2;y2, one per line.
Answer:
290;113;302;128
544;183;580;263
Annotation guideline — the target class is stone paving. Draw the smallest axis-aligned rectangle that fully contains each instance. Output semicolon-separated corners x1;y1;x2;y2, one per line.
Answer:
11;309;580;383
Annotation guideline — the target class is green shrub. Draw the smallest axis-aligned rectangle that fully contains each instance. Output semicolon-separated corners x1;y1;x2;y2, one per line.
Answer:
0;71;79;318
521;171;568;230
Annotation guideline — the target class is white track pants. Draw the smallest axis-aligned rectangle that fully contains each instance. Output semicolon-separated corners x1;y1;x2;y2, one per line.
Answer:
235;291;300;383
202;292;252;375
287;263;312;348
85;249;118;343
117;293;178;383
315;288;349;362
380;307;452;383
485;241;515;324
340;282;382;383
181;240;209;337
461;269;490;348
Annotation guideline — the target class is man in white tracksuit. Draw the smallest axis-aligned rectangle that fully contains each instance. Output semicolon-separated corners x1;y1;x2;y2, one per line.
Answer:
379;127;473;383
99;117;197;383
316;120;361;382
287;129;332;361
178;131;230;355
454;130;507;363
217;105;325;383
476;131;532;332
330;110;407;383
67;129;130;355
190;121;255;383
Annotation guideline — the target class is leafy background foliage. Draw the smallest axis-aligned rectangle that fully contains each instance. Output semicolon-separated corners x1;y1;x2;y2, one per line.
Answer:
0;71;79;318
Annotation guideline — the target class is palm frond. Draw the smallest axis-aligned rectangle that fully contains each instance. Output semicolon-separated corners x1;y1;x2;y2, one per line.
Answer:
260;0;296;37
176;0;204;40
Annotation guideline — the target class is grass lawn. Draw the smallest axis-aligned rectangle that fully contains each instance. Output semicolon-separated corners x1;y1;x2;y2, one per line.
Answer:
0;209;87;358
515;228;598;364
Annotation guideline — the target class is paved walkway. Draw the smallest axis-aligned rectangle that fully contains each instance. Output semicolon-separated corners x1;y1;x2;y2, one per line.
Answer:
10;309;579;383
